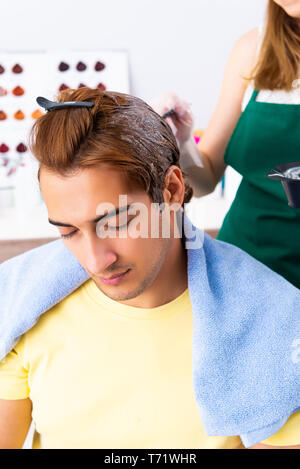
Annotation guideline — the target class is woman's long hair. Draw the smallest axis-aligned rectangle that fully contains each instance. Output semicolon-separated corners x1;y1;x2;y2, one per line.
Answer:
252;0;300;90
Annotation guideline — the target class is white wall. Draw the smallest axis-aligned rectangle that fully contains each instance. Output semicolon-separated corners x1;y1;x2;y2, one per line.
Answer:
1;0;267;128
0;0;268;234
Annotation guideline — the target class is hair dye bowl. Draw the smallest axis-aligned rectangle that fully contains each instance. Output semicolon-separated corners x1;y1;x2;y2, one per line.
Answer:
284;166;300;180
267;162;300;209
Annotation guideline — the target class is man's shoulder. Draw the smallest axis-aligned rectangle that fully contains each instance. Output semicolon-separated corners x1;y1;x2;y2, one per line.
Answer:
189;232;300;309
203;233;290;283
0;240;67;291
0;238;86;292
23;279;90;341
0;237;89;361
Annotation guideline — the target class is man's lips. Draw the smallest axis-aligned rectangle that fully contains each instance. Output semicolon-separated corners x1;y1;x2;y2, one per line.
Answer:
99;269;130;285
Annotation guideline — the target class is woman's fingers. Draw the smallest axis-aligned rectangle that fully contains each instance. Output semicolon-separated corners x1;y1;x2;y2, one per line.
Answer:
151;92;194;146
151;92;179;115
165;117;178;136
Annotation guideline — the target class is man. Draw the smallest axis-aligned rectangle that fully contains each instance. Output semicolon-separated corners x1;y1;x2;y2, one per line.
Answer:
0;88;299;449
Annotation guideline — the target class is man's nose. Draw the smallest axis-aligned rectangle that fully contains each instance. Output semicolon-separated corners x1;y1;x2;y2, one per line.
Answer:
84;235;118;275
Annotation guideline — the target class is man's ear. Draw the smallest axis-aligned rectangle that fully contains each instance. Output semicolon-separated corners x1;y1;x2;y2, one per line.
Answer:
163;166;185;207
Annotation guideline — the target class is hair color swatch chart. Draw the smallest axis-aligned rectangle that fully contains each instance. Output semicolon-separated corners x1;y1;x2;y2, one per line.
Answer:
0;50;129;209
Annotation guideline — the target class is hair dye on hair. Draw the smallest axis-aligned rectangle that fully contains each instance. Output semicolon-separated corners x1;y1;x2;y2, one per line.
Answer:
30;87;193;205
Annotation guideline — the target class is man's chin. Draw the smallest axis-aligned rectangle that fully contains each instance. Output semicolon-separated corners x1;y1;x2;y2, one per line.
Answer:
92;278;143;302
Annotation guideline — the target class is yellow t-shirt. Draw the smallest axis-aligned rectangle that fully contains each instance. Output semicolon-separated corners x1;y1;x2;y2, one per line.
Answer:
0;279;299;449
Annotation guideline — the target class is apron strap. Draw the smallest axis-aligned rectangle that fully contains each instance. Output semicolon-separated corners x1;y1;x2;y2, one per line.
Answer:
250;89;259;102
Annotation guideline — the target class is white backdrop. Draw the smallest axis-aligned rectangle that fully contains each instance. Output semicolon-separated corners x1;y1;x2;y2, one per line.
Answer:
1;0;267;128
0;0;268;236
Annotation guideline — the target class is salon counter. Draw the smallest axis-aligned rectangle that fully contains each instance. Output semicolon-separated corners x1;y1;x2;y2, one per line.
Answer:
0;237;58;264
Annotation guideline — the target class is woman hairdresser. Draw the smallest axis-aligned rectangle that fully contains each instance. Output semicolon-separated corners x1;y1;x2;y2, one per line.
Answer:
154;0;300;289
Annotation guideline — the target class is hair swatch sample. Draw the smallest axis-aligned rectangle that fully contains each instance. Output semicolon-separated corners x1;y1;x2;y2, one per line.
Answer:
58;62;70;72
16;143;27;153
95;61;105;71
12;86;25;96
0;65;5;74
12;64;23;74
7;167;17;176
0;111;7;120
97;83;106;91
59;84;70;91
76;61;87;71
31;109;44;119
14;110;25;120
0;87;7;97
0;143;9;152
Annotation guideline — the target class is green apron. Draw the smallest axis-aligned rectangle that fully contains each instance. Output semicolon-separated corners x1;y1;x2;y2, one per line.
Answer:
217;89;300;289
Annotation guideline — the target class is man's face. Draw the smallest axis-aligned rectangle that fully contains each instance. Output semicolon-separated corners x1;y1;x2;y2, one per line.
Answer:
39;165;182;303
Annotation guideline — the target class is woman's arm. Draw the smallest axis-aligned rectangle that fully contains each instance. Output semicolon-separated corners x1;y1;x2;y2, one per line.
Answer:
158;28;260;198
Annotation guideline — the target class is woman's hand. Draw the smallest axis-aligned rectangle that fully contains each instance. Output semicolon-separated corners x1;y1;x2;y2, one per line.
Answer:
151;92;193;147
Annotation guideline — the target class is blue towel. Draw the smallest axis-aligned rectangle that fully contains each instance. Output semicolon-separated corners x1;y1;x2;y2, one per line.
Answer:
0;214;300;447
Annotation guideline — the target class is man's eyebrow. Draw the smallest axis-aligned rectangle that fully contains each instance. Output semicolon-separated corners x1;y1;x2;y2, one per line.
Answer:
48;205;131;227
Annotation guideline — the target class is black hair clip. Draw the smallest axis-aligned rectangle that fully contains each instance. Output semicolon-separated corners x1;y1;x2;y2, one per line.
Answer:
36;96;94;112
162;108;177;119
